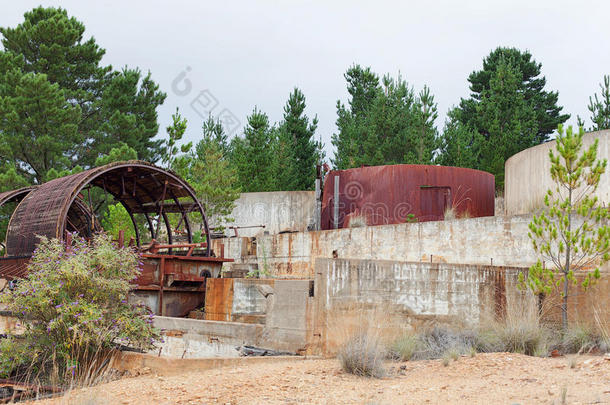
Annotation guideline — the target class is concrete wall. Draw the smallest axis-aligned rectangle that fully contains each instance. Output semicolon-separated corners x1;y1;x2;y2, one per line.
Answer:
164;278;314;355
505;129;610;215
312;258;610;355
152;316;262;358
221;191;315;237
214;215;538;279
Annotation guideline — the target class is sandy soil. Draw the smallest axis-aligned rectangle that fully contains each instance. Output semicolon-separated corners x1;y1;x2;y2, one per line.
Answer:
32;353;609;405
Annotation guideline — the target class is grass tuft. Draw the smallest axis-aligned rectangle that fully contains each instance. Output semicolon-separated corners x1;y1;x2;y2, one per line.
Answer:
338;333;386;378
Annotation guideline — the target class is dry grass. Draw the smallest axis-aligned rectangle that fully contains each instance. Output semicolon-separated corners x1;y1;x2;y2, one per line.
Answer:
329;304;391;378
593;305;610;352
337;333;386;378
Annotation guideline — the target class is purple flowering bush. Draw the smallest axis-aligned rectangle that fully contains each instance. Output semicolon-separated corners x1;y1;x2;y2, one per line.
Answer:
0;233;159;386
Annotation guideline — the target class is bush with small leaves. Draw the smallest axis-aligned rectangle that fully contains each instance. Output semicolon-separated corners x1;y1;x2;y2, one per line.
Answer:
0;233;159;387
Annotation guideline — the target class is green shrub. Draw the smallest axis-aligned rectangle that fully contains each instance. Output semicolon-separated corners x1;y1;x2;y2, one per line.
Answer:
0;233;159;387
389;333;419;361
338;333;386;378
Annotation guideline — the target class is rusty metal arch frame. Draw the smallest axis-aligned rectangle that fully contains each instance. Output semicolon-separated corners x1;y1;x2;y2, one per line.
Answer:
58;162;211;256
0;187;36;208
5;162;211;257
0;187;36;253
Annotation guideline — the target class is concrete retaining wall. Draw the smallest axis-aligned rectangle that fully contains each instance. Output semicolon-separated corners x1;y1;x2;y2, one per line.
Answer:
505;129;610;215
312;258;610;355
214;215;538;279
220;191;315;237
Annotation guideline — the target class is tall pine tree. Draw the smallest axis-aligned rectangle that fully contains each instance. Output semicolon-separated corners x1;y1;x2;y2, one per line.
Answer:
458;47;568;144
276;88;320;191
230;108;276;192
332;65;438;169
475;59;538;188
0;6;166;177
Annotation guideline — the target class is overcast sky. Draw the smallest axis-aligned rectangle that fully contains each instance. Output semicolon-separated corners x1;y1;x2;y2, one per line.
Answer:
3;0;610;159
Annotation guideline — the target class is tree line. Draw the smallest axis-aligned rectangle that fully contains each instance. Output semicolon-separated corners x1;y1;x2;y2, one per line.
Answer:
2;7;610;229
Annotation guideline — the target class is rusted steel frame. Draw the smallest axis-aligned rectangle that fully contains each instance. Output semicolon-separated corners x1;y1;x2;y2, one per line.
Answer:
147;175;177;251
154;180;168;240
125;174;172;245
144;241;205;255
158;256;165;315
100;177;155;241
146;167;210;255
5;162;210;257
140;253;231;263
0;256;30;279
0;187;35;207
167;194;192;245
122;203;141;247
57;163;191;250
173;202;196;230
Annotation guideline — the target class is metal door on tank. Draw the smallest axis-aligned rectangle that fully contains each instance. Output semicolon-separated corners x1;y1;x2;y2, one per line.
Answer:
419;186;451;221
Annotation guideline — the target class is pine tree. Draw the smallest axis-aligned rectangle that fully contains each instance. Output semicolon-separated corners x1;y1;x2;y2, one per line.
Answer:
0;7;166;171
475;60;538;189
459;47;568;144
331;65;380;169
332;66;438;168
230;108;276;192
276;88;320;191
588;75;610;131
410;86;439;164
0;71;81;183
436;109;482;168
162;108;192;169
97;68;167;162
523;125;608;330
190;142;240;230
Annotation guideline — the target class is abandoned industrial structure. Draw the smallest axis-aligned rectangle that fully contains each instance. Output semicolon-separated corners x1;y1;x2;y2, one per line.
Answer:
0;130;609;358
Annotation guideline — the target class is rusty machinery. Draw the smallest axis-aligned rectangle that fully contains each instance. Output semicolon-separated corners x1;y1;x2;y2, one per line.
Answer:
0;161;232;317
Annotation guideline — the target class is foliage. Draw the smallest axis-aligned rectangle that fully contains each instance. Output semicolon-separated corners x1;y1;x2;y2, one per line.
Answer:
96;67;166;163
188;118;241;229
415;326;477;360
101;204;137;242
458;47;569;144
523;125;608;329
338;333;386;378
331;65;439;169
587;74;610;131
275;88;321;191
0;70;81;183
162;108;191;169
0;234;158;386
94;143;138;167
0;165;30;253
561;324;598;353
475;59;538;188
0;7;165;182
444;47;568;186
230;108;277;192
435;108;482;168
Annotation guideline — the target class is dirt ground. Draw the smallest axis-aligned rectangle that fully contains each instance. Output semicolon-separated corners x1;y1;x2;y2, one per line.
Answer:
32;353;609;405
